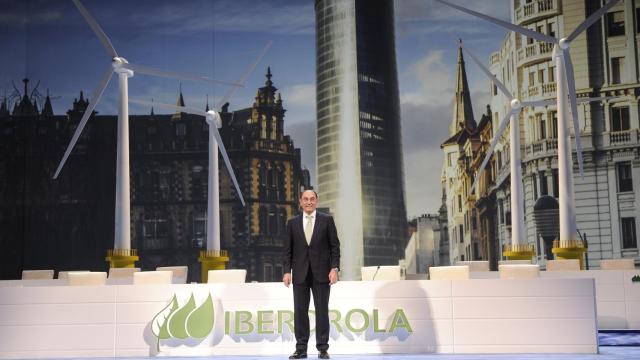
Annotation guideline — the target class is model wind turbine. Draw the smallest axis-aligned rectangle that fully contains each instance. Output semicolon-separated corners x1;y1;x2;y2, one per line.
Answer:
457;40;552;257
437;0;621;257
131;41;272;280
56;0;241;268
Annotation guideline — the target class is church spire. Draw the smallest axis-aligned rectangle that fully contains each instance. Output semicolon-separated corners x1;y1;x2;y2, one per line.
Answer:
172;84;185;120
41;89;54;117
450;39;476;136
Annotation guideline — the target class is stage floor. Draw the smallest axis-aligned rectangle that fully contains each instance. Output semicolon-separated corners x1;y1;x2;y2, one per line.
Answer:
38;347;639;360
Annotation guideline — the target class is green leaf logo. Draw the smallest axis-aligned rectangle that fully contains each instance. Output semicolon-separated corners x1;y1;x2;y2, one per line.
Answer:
186;293;214;338
152;292;216;351
168;294;197;339
150;295;179;352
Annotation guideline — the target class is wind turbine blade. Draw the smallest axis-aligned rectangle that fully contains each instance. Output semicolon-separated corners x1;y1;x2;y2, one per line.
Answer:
216;41;273;110
562;49;584;177
471;111;512;193
53;67;113;179
210;113;245;206
567;0;622;42
459;39;513;100
577;96;617;103
129;98;207;117
435;0;558;44
521;99;556;107
71;0;118;58
122;63;242;87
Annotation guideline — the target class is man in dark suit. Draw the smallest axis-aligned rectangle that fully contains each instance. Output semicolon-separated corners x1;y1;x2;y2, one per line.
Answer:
283;190;340;359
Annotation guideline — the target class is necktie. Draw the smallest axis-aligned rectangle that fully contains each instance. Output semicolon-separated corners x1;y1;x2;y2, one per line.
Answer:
304;215;313;245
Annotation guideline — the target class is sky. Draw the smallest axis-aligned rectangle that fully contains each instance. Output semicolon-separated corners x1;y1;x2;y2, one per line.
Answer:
0;0;510;218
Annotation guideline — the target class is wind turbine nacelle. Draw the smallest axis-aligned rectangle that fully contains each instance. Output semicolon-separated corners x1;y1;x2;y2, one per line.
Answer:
112;57;133;77
205;111;222;128
510;98;521;111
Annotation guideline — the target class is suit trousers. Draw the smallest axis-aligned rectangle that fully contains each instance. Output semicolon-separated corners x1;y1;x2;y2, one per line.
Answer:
293;265;330;352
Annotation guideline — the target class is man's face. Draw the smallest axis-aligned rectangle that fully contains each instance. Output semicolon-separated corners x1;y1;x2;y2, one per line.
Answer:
299;190;318;215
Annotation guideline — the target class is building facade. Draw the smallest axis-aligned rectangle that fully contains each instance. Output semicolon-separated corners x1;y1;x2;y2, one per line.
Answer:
441;46;493;266
315;0;408;279
0;70;311;281
445;0;640;267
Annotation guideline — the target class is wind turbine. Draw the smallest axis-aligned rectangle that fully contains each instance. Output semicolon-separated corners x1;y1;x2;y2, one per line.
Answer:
458;40;552;256
56;0;241;267
436;0;621;247
131;41;272;279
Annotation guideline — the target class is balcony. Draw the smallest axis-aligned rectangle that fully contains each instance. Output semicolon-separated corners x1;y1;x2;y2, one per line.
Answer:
525;138;558;158
515;0;560;25
603;129;639;148
526;81;557;99
517;41;554;67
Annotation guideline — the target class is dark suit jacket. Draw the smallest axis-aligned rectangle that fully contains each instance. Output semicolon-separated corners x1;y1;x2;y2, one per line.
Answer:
283;211;340;285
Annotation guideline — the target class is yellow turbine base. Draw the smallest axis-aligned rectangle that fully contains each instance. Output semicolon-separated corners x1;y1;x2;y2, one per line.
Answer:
552;244;587;270
502;250;536;260
503;244;535;260
105;249;139;268
198;250;229;283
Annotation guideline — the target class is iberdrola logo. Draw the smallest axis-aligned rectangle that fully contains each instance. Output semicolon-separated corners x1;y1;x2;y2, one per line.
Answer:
151;293;214;351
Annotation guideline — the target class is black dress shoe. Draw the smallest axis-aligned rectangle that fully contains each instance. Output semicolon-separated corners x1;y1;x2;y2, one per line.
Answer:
289;350;307;359
318;350;330;359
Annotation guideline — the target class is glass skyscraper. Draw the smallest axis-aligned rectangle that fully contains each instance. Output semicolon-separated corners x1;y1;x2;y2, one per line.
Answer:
315;0;408;279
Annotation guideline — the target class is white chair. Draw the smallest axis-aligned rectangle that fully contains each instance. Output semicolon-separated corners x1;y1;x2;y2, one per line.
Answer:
156;266;188;284
360;265;403;281
133;271;173;285
599;258;635;270
498;259;532;265
546;259;580;271
499;264;540;279
22;270;54;280
67;272;107;286
429;265;469;280
207;269;247;283
58;271;90;280
108;267;140;278
456;260;490;272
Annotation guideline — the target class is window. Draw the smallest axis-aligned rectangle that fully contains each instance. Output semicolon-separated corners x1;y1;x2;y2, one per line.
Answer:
538;69;545;84
175;123;186;137
143;217;169;249
617;162;633;192
611;107;630;131
264;264;273;282
192;213;206;248
552;169;559;198
607;11;625;37
539;171;548;196
550;111;558;138
621;218;637;249
547;22;556;37
612;57;625;84
459;224;464;243
529;72;535;85
533;173;538;200
498;200;504;224
537;113;546;140
458;195;462;212
549;66;555;82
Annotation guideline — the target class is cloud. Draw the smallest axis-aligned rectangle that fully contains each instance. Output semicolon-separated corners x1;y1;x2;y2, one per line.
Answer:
283;84;315;108
395;0;510;23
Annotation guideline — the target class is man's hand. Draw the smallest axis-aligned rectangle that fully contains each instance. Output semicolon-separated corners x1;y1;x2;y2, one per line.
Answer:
328;268;338;285
283;273;291;287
